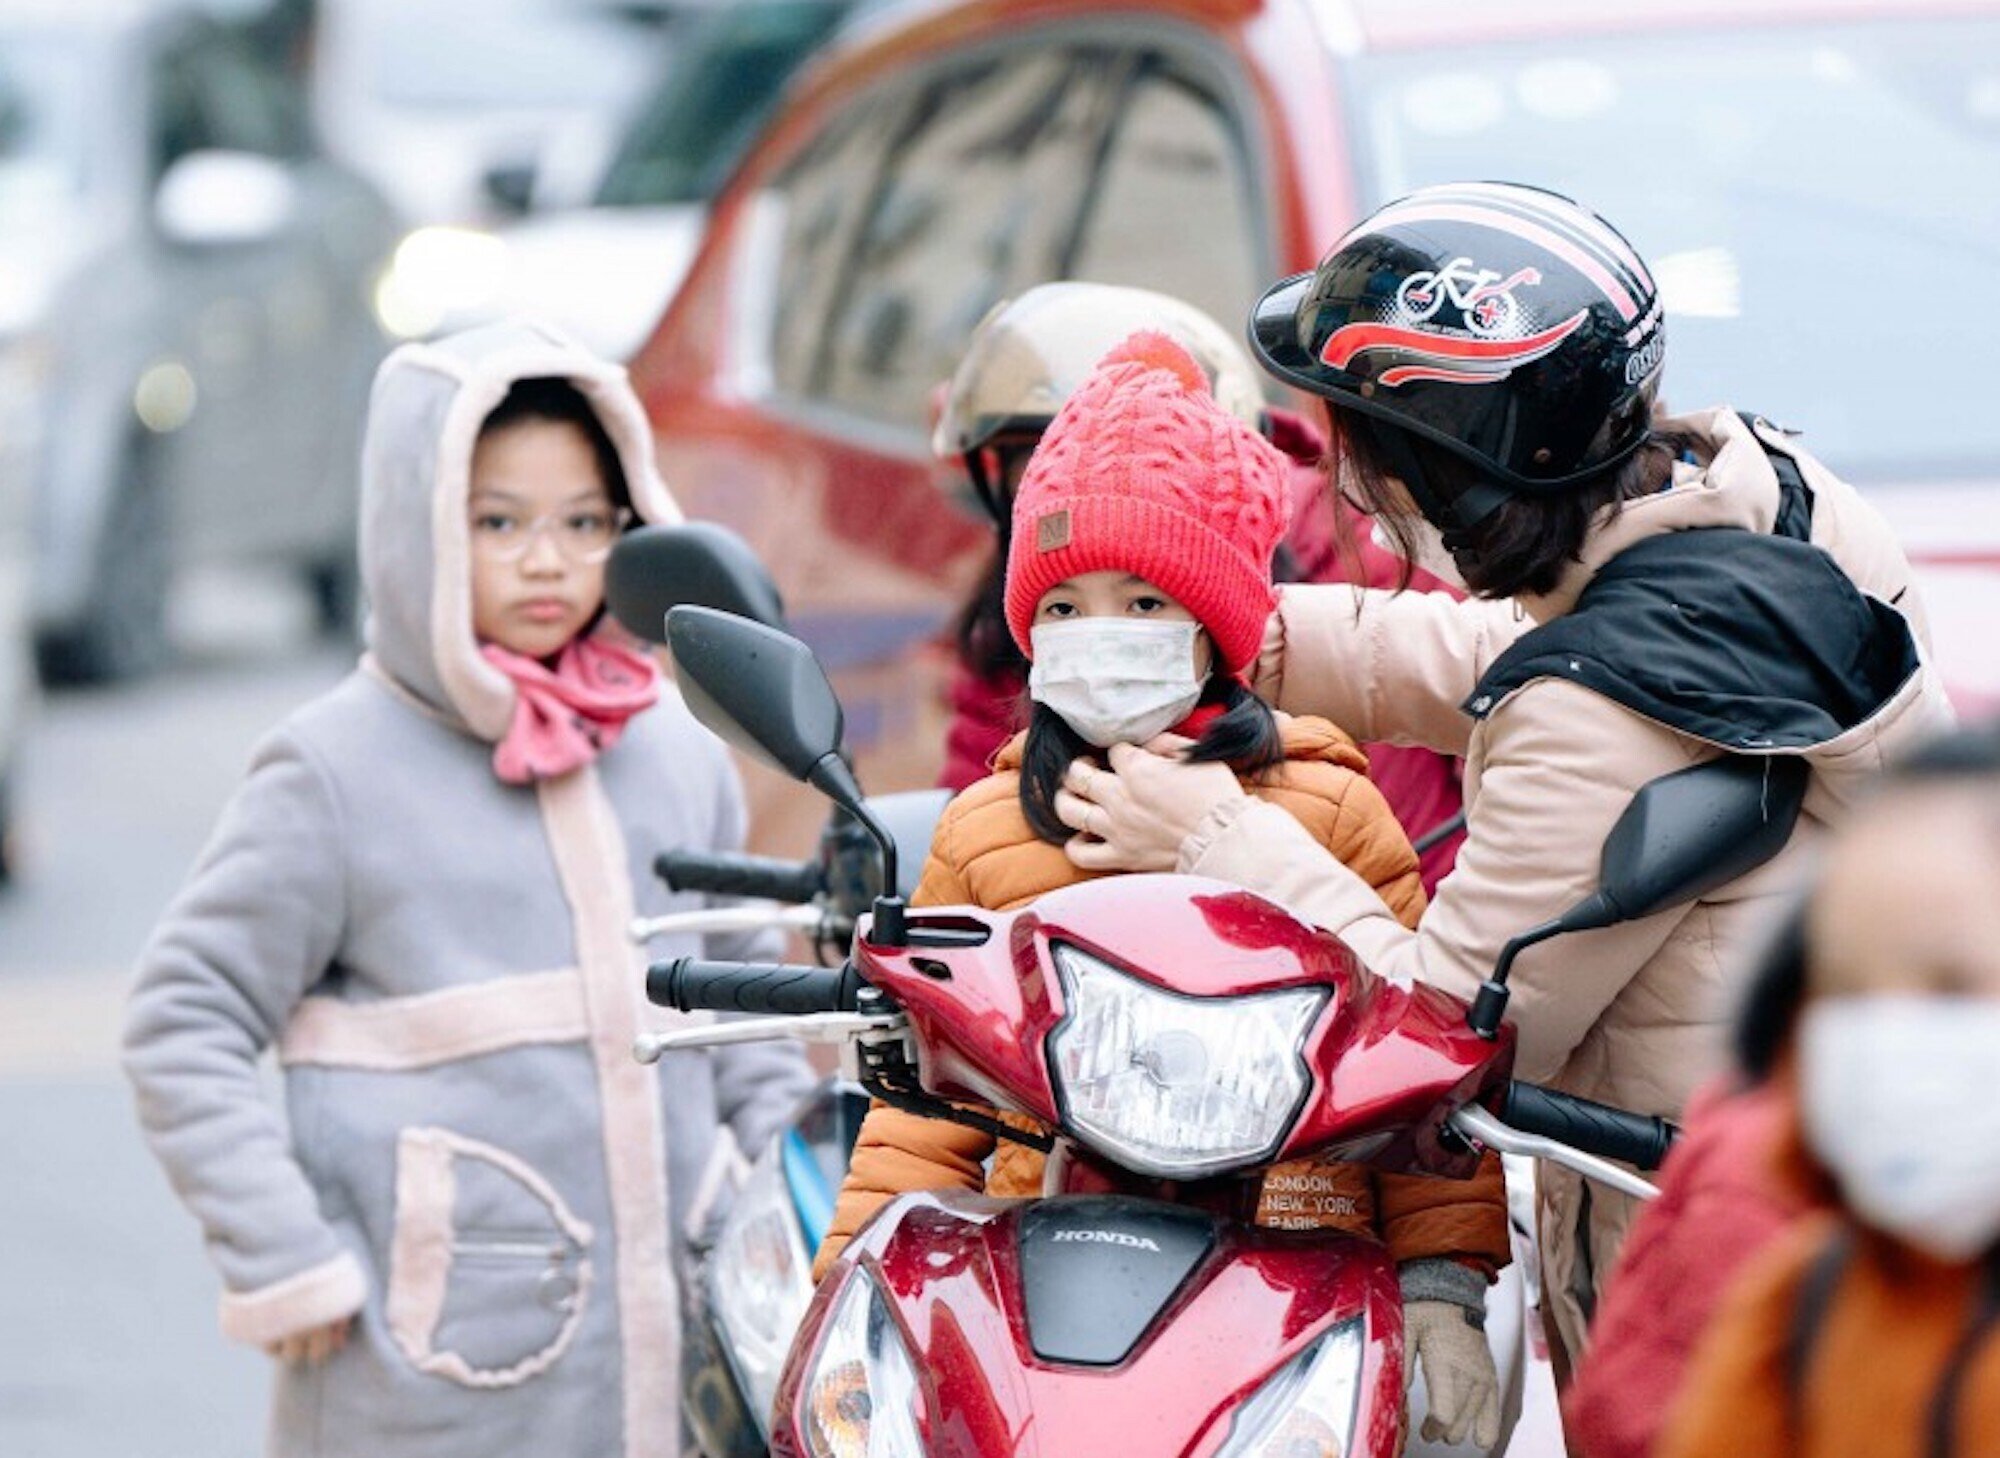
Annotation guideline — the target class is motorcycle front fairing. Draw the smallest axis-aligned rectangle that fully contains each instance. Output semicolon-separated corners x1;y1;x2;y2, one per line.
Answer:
780;1190;1406;1458
773;874;1512;1456
860;873;1516;1180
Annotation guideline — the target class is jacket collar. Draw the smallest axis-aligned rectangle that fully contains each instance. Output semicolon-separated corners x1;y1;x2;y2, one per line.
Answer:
991;712;1363;772
1518;408;1782;623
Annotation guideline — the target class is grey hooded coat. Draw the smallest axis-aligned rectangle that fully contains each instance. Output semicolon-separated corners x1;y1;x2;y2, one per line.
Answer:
124;321;811;1458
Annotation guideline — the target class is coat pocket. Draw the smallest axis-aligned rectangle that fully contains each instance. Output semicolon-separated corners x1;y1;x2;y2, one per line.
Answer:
385;1127;595;1388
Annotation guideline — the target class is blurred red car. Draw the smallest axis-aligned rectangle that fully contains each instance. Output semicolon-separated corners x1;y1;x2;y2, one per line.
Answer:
628;0;2000;844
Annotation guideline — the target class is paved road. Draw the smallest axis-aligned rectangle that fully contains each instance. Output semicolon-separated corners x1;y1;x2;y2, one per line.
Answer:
1;573;348;1458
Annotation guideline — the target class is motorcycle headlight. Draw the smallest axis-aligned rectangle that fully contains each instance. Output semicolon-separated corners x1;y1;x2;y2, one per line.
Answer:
1213;1319;1365;1458
710;1145;814;1435
1048;943;1325;1179
800;1272;925;1458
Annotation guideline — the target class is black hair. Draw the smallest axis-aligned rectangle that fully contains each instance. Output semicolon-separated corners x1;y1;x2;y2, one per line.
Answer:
953;547;1029;681
1731;721;2000;1079
1325;403;1696;600
477;377;630;510
1018;674;1285;846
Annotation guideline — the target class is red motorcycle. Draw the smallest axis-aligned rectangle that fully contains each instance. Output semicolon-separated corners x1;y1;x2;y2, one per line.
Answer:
632;600;1801;1458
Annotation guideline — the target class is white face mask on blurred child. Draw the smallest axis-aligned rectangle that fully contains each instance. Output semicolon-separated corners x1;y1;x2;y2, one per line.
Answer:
1028;619;1204;748
1800;995;2000;1263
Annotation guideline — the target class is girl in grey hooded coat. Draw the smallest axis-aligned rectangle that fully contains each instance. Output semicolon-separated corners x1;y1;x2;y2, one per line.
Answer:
124;320;811;1458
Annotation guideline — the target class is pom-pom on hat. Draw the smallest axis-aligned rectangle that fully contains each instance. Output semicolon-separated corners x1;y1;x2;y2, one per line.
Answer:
1003;331;1293;674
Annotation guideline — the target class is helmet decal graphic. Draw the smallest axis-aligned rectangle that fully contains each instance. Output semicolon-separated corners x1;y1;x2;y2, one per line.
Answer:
1250;181;1666;488
1320;311;1589;388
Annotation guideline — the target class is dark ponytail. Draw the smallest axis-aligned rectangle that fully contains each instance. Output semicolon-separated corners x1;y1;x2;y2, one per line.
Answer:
1018;675;1287;847
1019;702;1093;844
1183;678;1285;777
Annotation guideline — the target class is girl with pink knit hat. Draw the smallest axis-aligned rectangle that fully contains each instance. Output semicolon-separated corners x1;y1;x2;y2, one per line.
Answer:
813;333;1512;1451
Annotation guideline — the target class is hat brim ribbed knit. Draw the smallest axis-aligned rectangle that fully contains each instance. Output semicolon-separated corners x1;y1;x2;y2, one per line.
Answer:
1004;493;1277;675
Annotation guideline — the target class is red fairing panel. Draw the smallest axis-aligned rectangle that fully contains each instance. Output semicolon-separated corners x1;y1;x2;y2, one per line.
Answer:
861;875;1513;1174
777;1192;1407;1458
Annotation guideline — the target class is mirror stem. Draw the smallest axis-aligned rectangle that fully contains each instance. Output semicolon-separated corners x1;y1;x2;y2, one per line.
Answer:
807;754;906;947
1470;918;1564;1040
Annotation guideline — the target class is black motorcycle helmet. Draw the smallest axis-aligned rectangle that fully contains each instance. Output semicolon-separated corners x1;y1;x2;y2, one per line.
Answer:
1250;182;1666;543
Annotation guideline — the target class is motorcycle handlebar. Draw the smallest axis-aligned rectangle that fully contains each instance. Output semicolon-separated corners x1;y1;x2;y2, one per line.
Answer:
652;850;824;905
647;958;863;1016
1500;1083;1679;1172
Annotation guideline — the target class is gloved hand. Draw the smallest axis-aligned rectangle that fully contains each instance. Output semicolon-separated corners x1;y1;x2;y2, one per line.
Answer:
1404;1298;1502;1449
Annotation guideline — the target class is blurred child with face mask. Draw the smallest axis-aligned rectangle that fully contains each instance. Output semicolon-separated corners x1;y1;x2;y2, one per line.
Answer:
1661;724;2000;1458
814;333;1512;1450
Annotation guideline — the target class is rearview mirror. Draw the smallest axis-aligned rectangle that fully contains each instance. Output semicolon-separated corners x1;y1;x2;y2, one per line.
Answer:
667;605;904;939
1468;755;1808;1039
607;523;789;643
665;605;840;781
1577;755;1808;931
481;159;537;215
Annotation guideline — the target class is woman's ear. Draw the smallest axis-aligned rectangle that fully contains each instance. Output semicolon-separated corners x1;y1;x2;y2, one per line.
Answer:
1194;628;1215;678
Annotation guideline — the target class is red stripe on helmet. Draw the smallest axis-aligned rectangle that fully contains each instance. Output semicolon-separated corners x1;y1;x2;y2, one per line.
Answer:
1378;363;1510;388
1320;311;1589;372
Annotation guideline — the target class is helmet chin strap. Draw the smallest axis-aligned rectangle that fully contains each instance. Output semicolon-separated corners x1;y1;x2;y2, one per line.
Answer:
964;449;1009;530
1372;421;1513;552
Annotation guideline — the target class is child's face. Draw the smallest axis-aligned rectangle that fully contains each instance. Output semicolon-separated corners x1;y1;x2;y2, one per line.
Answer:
1809;785;2000;1002
468;419;619;660
1033;571;1212;672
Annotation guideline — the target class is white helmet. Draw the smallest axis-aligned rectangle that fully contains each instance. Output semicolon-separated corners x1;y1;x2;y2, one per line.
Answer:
932;282;1270;462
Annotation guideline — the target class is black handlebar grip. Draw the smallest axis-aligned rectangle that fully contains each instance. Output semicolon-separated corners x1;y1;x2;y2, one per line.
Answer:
653;850;823;904
647;959;858;1015
1501;1083;1680;1172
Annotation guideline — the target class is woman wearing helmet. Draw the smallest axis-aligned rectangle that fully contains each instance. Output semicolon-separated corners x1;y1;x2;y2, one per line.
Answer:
1051;183;1953;1366
931;281;1467;892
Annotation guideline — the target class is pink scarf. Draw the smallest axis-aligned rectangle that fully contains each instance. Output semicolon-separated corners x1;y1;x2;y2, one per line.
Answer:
481;633;661;784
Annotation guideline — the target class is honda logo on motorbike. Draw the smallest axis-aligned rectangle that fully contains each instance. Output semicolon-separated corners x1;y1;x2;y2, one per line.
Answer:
1050;1229;1162;1252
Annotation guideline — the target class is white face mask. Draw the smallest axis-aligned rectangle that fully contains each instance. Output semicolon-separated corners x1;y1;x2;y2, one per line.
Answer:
1028;618;1205;749
1371;515;1467;591
1800;996;2000;1263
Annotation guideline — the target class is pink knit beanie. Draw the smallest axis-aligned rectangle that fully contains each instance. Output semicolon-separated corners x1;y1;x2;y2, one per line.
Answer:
1003;332;1293;673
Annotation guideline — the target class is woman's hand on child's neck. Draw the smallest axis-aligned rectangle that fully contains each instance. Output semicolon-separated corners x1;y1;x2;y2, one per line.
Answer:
1056;740;1245;873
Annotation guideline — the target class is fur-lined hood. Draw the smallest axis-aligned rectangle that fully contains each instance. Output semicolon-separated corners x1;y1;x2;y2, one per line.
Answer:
359;319;680;740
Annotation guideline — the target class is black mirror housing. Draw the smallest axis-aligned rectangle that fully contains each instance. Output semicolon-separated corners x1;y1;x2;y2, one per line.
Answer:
1469;754;1809;1040
607;523;789;644
482;160;537;214
1578;755;1809;930
665;606;842;781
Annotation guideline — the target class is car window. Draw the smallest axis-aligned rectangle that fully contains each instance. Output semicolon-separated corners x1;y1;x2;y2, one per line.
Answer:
1065;59;1265;346
802;46;1121;432
595;0;851;209
151;21;308;175
1346;20;2000;483
767;92;912;407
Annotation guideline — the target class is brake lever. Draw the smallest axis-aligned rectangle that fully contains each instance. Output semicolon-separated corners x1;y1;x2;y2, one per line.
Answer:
632;1010;907;1064
1449;1104;1661;1201
628;902;825;944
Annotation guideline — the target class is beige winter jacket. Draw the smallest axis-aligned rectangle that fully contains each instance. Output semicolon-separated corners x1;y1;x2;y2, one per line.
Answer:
1175;409;1953;1362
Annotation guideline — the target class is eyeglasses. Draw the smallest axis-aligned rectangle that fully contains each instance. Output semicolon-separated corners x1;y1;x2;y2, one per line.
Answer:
469;506;633;564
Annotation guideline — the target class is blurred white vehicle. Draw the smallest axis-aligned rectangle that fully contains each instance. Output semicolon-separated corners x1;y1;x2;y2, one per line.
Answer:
309;0;665;228
6;0;400;683
373;0;855;360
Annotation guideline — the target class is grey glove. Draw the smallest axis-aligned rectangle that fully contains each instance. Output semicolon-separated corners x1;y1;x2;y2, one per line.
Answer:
1401;1260;1501;1450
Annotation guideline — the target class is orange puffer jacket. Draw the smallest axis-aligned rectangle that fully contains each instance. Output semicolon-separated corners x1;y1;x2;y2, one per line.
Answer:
812;716;1509;1282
